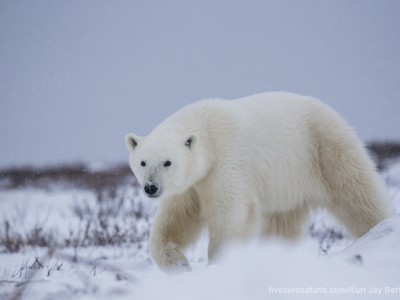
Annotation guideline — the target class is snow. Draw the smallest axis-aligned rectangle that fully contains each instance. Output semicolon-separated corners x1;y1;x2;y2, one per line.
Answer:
133;213;400;300
1;160;400;299
135;224;400;299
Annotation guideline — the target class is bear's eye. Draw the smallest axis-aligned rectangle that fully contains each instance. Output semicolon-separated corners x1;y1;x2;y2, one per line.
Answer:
164;160;171;167
140;161;146;167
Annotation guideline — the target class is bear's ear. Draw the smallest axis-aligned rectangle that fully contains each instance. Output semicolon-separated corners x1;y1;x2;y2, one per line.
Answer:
184;135;196;149
125;133;140;152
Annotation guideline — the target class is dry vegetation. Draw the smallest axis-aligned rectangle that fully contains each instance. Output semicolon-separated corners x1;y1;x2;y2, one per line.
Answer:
0;163;137;192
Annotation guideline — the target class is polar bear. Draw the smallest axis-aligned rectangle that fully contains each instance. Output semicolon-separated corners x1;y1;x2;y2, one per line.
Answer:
125;92;389;273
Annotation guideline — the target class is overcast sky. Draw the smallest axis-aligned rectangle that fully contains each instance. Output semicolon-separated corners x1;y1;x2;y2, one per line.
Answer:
1;0;399;167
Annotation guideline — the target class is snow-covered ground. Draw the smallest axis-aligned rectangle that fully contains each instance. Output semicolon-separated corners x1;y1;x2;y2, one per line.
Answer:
1;160;400;299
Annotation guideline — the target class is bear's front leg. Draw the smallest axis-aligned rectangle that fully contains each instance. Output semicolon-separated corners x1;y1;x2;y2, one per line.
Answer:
149;236;191;274
207;221;233;264
206;198;257;264
148;191;203;274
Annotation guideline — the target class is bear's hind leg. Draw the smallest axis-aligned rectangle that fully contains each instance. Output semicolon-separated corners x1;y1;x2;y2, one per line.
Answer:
325;192;389;238
262;205;310;239
316;123;390;238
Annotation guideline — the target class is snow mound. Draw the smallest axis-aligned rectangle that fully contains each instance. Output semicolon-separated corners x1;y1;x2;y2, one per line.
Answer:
134;214;400;300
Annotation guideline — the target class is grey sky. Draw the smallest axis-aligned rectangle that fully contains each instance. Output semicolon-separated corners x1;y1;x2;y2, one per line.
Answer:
1;0;399;167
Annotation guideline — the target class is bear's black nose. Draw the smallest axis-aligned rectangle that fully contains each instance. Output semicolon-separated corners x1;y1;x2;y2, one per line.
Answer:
144;183;159;196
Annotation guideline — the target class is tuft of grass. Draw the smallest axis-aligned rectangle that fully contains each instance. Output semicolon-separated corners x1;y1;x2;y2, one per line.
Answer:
1;221;57;253
66;188;152;248
309;222;347;253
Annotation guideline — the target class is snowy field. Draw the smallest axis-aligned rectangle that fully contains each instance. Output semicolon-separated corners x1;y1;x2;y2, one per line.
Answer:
1;160;400;299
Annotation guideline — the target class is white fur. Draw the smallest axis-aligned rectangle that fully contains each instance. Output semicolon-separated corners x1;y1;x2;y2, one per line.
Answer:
125;92;390;274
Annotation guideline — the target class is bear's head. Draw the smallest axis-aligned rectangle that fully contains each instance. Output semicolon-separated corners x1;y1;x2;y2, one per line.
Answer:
125;132;210;199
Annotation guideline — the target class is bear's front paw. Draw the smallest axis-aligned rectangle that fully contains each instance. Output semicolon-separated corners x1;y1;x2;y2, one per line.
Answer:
154;241;192;275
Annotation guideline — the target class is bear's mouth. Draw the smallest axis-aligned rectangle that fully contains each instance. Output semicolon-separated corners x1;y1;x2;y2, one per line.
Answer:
146;193;161;198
